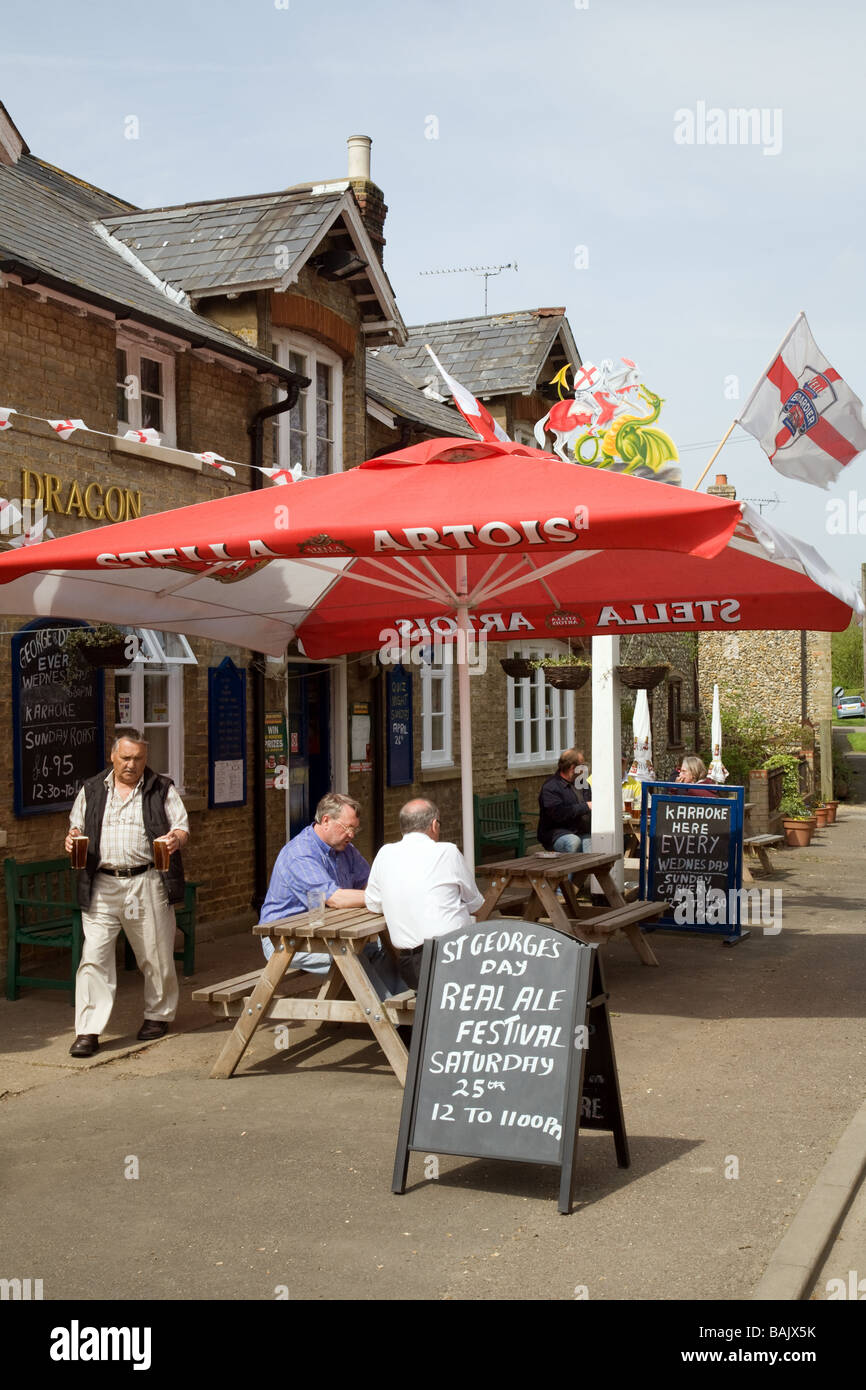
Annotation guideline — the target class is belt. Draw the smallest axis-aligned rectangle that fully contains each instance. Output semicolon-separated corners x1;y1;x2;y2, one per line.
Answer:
397;945;423;957
98;863;151;878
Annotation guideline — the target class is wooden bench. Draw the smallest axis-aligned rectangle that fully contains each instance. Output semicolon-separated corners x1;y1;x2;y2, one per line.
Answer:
572;900;667;942
474;790;529;860
5;856;200;1001
743;834;784;876
193;968;417;1025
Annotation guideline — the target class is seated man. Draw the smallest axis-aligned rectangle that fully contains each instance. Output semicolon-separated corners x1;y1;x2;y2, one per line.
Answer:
537;748;592;852
260;792;402;998
364;798;484;990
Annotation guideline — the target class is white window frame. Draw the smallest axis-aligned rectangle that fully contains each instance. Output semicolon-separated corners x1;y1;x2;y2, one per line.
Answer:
420;647;453;770
116;335;177;447
506;642;575;769
113;629;196;790
272;329;343;476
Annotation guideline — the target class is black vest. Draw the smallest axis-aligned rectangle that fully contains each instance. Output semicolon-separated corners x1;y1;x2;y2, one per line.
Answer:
76;766;186;908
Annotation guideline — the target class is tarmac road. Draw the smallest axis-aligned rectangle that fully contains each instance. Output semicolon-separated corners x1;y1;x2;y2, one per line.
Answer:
2;760;864;1305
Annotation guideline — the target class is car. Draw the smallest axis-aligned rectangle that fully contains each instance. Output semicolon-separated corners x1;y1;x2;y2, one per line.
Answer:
835;695;866;719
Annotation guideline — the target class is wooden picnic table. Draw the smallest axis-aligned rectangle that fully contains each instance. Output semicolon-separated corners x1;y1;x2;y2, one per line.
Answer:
475;850;663;967
203;907;413;1085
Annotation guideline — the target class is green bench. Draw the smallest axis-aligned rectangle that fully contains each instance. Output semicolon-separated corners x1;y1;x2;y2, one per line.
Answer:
5;856;199;1001
473;790;529;860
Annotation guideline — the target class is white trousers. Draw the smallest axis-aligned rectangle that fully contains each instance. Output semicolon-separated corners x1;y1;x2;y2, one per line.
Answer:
75;870;179;1036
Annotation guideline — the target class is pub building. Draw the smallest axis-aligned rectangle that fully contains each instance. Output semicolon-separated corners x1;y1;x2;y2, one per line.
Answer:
0;95;706;994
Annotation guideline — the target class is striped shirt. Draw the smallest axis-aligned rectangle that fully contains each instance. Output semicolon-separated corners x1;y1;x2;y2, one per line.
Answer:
70;773;189;869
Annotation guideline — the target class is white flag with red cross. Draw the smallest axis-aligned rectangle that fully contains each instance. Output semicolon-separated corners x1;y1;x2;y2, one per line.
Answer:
194;451;237;478
48;418;87;441
425;346;511;443
738;314;866;487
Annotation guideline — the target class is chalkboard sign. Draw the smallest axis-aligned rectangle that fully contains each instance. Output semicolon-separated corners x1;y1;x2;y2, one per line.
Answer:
12;620;105;817
386;665;413;788
639;782;745;939
393;919;628;1213
208;658;247;808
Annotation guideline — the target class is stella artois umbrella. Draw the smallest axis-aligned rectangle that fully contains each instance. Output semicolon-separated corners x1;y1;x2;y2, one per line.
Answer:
707;683;729;783
0;436;859;865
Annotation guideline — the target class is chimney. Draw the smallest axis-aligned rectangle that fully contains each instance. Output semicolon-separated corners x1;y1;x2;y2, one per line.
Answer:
347;134;387;266
707;472;737;500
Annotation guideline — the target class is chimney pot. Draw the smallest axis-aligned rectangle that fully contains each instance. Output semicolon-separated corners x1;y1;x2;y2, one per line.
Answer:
715;473;727;486
347;134;372;181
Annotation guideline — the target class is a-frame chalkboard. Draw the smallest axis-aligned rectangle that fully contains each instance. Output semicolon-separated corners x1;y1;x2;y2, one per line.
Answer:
392;919;628;1214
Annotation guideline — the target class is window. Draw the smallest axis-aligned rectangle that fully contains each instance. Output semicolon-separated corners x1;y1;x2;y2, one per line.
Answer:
113;629;196;789
273;332;343;476
116;338;176;446
506;644;575;767
420;648;453;769
667;679;682;748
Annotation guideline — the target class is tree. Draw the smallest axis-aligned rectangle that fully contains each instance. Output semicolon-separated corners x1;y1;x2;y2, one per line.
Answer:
831;619;864;693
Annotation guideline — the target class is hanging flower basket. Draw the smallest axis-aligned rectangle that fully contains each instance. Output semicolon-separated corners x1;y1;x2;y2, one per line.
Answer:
540;662;591;690
617;663;671;690
500;657;535;680
63;624;133;678
81;641;132;670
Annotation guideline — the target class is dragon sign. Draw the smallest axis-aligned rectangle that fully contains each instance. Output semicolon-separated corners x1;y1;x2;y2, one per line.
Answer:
534;358;681;484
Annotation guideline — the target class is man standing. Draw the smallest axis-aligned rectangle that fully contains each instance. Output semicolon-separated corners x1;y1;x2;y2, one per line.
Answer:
260;792;401;997
65;728;190;1058
537;748;592;852
364;799;484;989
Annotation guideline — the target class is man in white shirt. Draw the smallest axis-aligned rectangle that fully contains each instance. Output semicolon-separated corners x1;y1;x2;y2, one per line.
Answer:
364;798;484;989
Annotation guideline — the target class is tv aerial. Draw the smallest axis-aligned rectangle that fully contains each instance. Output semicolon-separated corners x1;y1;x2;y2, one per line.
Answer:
741;493;783;515
420;262;517;315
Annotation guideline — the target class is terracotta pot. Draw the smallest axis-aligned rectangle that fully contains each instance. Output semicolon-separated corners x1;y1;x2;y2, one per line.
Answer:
782;818;812;847
815;807;829;829
825;801;838;823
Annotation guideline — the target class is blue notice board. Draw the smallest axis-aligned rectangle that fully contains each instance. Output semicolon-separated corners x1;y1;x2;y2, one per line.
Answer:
639;781;745;938
208;658;247;808
386;665;413;787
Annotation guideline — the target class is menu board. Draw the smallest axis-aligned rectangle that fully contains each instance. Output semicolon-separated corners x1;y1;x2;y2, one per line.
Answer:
640;783;744;935
393;920;628;1213
386;665;413;787
264;708;287;789
12;620;105;817
208;658;247;807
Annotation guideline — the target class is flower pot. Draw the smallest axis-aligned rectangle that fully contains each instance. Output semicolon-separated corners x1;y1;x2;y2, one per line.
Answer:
814;806;829;829
617;663;671;690
500;657;534;680
825;801;838;823
540;663;591;690
782;818;812;847
80;641;132;669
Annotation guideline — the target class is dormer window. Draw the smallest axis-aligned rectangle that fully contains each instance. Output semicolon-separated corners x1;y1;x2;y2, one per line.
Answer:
116;335;176;447
273;331;343;476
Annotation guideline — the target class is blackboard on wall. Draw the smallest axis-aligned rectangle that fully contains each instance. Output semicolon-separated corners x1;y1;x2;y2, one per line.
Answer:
386;665;413;787
393;919;628;1213
12;620;105;817
640;782;744;935
208;657;247;808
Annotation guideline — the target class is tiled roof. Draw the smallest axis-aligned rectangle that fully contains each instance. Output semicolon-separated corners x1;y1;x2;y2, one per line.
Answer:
102;190;344;295
0;155;291;377
377;308;575;396
366;352;477;439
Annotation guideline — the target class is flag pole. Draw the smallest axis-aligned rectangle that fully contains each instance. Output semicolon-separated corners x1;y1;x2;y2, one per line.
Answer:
694;421;737;490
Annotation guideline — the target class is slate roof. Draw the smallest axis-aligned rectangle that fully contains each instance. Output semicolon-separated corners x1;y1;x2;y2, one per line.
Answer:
102;190;345;295
377;308;578;397
365;352;477;439
0;155;294;379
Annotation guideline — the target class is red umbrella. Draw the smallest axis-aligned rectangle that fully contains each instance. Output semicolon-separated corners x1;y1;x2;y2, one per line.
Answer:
0;438;858;864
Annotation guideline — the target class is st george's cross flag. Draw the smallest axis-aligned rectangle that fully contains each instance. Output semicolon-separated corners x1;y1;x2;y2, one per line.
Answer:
425;345;511;443
738;313;866;488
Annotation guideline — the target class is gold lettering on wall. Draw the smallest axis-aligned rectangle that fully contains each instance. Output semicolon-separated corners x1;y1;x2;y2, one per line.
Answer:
19;472;143;523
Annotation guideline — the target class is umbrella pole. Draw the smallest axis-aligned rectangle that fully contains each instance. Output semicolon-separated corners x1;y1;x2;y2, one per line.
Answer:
456;561;475;874
591;636;624;892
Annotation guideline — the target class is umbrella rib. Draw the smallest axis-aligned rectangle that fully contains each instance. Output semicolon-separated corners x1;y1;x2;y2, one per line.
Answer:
366;555;454;602
466;554;508;605
290;556;441;602
474;548;600;604
521;555;562;608
414;556;461;604
155;561;237;599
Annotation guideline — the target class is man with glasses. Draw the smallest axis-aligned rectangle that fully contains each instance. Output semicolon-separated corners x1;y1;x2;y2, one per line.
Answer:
260;792;403;996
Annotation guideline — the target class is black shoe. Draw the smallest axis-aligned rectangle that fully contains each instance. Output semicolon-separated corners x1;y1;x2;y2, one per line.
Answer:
69;1034;99;1058
136;1020;169;1041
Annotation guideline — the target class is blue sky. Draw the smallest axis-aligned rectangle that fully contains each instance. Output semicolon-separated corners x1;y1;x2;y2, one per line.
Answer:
3;0;865;585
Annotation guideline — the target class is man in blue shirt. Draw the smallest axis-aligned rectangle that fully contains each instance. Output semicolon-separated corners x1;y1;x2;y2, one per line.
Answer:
260;792;403;997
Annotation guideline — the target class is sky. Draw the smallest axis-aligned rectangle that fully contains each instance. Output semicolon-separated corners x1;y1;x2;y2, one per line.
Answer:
3;0;865;587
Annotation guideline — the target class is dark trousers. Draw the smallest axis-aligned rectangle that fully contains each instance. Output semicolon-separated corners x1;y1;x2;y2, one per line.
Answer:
396;946;423;991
